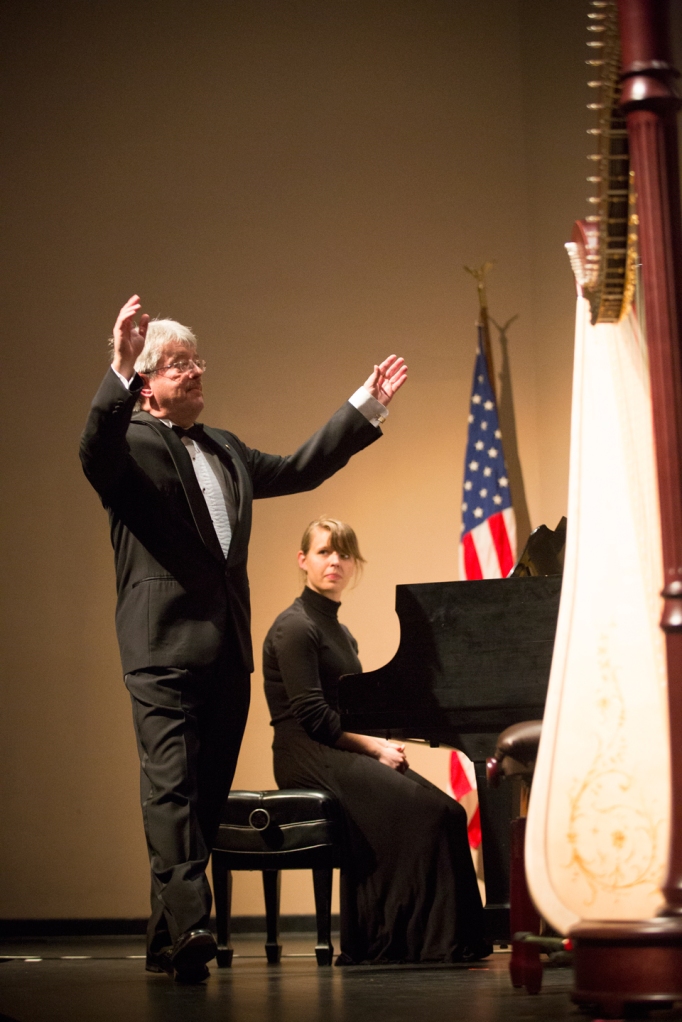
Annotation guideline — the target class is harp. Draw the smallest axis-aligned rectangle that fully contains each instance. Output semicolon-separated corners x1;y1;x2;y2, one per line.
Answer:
525;0;682;1013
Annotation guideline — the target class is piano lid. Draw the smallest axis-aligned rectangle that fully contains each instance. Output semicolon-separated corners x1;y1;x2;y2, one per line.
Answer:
338;573;562;742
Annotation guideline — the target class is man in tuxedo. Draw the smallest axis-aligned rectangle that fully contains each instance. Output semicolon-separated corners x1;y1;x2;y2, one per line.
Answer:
80;295;407;982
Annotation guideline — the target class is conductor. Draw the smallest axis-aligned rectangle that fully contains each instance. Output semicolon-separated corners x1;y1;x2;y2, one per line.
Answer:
80;295;407;982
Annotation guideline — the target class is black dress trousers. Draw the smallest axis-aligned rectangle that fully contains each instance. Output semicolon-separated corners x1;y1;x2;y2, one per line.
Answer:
125;652;250;951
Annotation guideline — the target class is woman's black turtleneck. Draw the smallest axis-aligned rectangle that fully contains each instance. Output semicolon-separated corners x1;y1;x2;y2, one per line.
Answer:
263;586;362;746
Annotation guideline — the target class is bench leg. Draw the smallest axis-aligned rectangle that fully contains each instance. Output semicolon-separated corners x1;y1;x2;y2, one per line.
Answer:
262;869;282;964
312;866;334;965
211;854;234;967
509;817;542;994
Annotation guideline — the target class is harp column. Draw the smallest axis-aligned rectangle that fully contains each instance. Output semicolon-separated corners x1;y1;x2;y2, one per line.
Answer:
618;0;682;916
570;0;682;1014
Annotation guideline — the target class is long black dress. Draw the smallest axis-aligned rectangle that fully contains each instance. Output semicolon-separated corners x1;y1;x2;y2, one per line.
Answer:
263;586;488;964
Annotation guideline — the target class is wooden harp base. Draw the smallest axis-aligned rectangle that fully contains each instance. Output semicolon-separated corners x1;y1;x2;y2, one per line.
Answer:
570;918;682;1018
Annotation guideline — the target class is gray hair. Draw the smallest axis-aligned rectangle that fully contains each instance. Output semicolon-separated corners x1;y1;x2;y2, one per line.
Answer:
108;318;198;373
134;318;198;374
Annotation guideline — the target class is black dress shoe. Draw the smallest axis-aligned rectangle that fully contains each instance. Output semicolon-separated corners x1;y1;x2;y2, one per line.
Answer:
170;929;216;983
145;948;209;983
145;947;173;974
174;961;210;984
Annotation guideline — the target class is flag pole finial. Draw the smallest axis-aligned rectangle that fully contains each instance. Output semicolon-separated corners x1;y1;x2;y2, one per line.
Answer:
464;262;496;398
464;261;494;318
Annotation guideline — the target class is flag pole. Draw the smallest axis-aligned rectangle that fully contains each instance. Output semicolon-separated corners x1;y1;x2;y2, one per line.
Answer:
464;262;496;400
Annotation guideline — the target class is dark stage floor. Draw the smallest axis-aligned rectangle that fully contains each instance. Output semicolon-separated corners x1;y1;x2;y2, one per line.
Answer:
1;934;680;1022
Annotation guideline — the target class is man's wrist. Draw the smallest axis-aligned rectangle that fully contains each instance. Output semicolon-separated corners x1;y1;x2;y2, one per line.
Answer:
111;364;135;389
111;358;136;380
348;386;389;428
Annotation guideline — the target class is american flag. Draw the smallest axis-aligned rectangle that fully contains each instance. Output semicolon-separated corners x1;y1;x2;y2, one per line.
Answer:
458;328;516;579
450;326;517;849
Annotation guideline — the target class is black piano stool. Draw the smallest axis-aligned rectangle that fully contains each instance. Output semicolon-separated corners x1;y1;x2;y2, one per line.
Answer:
212;789;341;966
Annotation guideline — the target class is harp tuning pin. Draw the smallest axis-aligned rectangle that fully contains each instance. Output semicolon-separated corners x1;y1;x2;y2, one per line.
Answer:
586;215;601;222
587;80;602;88
587;175;602;183
586;59;605;66
587;196;600;204
587;102;604;110
588;154;601;161
588;12;607;19
587;41;605;48
588;25;606;32
587;127;602;135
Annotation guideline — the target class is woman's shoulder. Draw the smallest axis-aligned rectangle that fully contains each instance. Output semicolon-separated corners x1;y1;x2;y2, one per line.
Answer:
265;597;318;646
340;622;359;653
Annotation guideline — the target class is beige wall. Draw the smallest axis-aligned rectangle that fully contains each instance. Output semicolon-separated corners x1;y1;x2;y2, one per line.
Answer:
2;0;678;920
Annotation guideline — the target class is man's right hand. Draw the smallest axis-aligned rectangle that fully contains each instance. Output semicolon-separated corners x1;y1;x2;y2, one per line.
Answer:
111;294;150;381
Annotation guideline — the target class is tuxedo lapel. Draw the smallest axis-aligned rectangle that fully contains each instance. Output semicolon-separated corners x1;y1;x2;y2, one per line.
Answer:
133;415;225;564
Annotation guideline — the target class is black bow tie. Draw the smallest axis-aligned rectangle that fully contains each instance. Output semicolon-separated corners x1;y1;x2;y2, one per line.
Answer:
172;423;205;442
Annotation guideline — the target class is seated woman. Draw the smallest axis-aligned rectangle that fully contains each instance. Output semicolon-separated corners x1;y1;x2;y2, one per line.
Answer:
263;516;490;965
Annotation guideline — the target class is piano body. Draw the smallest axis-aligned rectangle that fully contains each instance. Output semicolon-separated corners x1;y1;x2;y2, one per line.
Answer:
338;521;564;939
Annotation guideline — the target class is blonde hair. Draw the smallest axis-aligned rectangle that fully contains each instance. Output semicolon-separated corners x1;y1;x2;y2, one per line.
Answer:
300;517;366;583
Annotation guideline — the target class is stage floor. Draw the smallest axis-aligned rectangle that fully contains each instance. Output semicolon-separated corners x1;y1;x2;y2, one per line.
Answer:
0;934;668;1022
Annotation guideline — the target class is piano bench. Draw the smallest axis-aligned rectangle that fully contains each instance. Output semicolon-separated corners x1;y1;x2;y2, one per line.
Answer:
211;789;341;967
486;721;544;995
486;719;542;794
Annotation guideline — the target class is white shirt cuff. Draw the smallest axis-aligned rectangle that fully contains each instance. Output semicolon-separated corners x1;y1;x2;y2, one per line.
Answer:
111;365;135;389
348;386;389;428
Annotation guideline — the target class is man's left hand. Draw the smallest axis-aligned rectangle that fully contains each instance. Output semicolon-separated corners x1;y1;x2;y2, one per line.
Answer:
363;354;408;407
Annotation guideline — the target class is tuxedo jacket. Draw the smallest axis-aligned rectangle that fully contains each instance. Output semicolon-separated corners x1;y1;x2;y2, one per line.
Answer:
80;369;381;675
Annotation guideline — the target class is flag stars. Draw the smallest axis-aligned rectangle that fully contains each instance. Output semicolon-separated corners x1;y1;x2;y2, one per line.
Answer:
468;461;479;471
462;502;468;512
483;467;492;477
480;421;488;430
495;429;502;439
472;394;482;405
468;414;474;423
477;375;484;383
487;447;498;458
475;440;484;450
484;400;494;411
493;495;503;505
474;508;484;518
499;476;509;487
464;481;472;490
479;488;488;498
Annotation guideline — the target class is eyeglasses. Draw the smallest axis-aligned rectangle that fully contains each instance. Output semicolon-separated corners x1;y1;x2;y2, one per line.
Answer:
148;358;207;377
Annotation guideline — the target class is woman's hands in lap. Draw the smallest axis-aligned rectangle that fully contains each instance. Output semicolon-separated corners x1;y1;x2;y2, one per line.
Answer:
376;739;409;773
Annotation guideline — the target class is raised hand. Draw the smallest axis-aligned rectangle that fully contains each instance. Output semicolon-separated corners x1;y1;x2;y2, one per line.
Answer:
111;294;150;380
363;354;408;407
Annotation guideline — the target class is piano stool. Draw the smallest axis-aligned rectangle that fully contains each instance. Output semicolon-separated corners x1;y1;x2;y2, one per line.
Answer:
211;789;341;966
487;721;544;994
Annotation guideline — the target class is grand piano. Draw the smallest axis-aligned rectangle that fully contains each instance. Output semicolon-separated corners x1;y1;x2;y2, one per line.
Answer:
337;519;565;940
